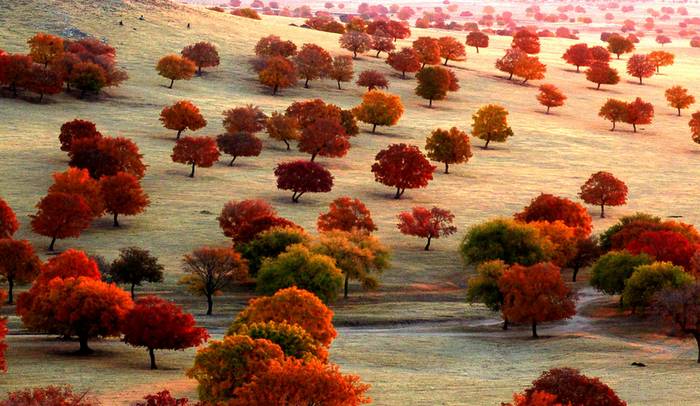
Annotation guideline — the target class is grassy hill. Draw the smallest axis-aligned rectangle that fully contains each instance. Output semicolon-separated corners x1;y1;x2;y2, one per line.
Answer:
2;0;700;403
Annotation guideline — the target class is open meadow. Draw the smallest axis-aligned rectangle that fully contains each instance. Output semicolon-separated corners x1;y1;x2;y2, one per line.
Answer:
2;0;700;404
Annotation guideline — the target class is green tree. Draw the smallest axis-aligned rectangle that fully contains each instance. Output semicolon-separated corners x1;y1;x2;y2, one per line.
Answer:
590;251;652;302
460;218;552;266
231;320;327;362
238;227;311;277
109;247;164;300
622;262;692;313
466;260;509;329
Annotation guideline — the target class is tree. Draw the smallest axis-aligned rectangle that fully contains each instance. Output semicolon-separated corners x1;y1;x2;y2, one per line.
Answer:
258;56;296;95
230;358;371;405
0;386;100;405
513;54;546;84
30;192;93;251
562;43;592;72
579;171;628;218
317;197;376;233
622;262;693;312
425;127;472;174
179;247;248;315
123;296;209;369
471;104;514;149
415;66;455;107
58;119;101;152
386;47;421;79
371;143;435;199
512;30;540;54
298;118;350;162
515;193;593;236
256;244;343;303
233;320;327;361
295;44;332;88
438;36;466;66
585;62;619;90
352;90;403;133
516;368;626;406
27;33;64;67
314;230;390;298
21;276;133;353
26;64;63;102
156;55;196;88
499;263;576;338
238;226;311;276
99;172;149;227
216;132;262;166
397;206;456;251
0;53;32;97
626;54;655;84
467;260;509;328
328;55;353;90
0;198;18;238
536;84;566;114
171;136;220;178
266;112;299;150
339;31;372;59
496;48;526;81
135;390;190;406
274;160;334;203
654;283;700;363
648;50;674;73
371;34;395;58
218;199;296;245
222;104;266;134
598;98;628;131
460;219;552;266
626;230;697;270
625;97;654;132
160;100;207;139
466;31;489;53
68;136;146;180
48;168;104;217
590;251;653;300
412;37;441;68
356;70;388;91
255;35;297;58
32;249;102;284
566;236;600;282
590;46;611;63
0;239;40;304
187;334;284;403
108;247;164;299
69;62;107;98
665;86;695;116
345;17;367;33
606;34;634;59
230;286;337;346
181;42;220;75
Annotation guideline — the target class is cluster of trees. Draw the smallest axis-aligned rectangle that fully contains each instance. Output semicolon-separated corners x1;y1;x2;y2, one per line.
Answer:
0;33;127;102
599;97;654;132
156;42;220;88
185;287;370;404
495;30;547;84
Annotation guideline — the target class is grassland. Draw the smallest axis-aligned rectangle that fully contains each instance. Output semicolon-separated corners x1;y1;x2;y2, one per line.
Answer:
2;0;700;404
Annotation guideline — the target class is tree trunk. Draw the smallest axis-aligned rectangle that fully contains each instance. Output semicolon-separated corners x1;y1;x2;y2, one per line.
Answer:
206;294;213;315
130;283;136;300
283;139;290;150
344;273;349;299
304;78;310;88
189;162;196;178
401;71;406;79
113;212;120;227
176;129;183;139
611;121;616;131
443;58;449;66
272;84;278;95
376;50;381;58
149;347;157;369
600;204;606;218
678;108;682;117
576;65;580;73
421;62;426;69
522;78;528;84
502;318;509;330
394;188;403;199
444;162;449;174
424;235;432;251
546;106;550;114
476;47;479;54
633;123;637;133
49;235;57;251
353;50;358;58
372;123;377;133
572;267;580;282
337;80;342;90
694;332;700;363
638;76;642;84
197;66;202;76
310;152;317;162
597;83;601;90
229;156;236;166
169;79;174;89
78;334;92;354
428;98;433;108
7;278;13;304
484;139;491;149
531;321;538;338
508;72;513;80
39;93;44;103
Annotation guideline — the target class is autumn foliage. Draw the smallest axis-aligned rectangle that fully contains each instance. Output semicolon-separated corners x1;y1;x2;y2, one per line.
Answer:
317;197;377;233
471;104;514;149
0;198;19;238
466;31;489;53
171;136;220;177
258;56;296;95
58;119;101;152
386;47;421;78
536;84;566;114
425;127;472;174
626;54;655;84
30;192;93;251
438;36;466;66
222;105;267;135
274;160;334;203
218;199;296;244
513;368;626;406
515;193;592;237
415;66;458;107
217;132;262;166
352;90;403;133
295;44;332;88
156;55;196;88
99;172;150;227
665;86;695;116
0;239;41;303
412;37;441;68
512;30;541;54
181;42;220;75
356;70;388;91
397;206;457;250
160;100;207;139
371;143;435;199
585;62;620;90
69;136;146;179
579;171;628;218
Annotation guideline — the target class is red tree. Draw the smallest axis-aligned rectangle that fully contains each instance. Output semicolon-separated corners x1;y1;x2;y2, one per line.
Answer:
585;62;619;90
412;37;441;68
58;119;101;152
160;100;207;139
499;263;576;338
298;118;350;162
626;230;697;269
69;136;146;179
48;168;104;217
438;36;466;66
562;43;592;72
386;47;421;79
371;143;436;199
466;31;489;53
181;42;220;75
0;386;100;405
258;56;296;95
515;193;592;237
171;136;220;177
0;239;41;303
26;64;63;102
255;35;297;58
30;192;93;251
34;249;102;284
513;54;546;84
216;132;263;166
356;70;389;91
512;30;541;54
123;295;209;369
415;66;457;107
579;171;628;218
397;206;457;250
218;199;296;244
294;44;332;88
0;53;32;97
517;368;626;406
626;54;655;84
136;390;190;406
665;85;695;116
0;198;19;238
536;84;566;114
624;97;654;132
222;105;267;134
317;197;377;233
371;34;395;58
99;172;150;227
156;55;195;89
274;160;334;202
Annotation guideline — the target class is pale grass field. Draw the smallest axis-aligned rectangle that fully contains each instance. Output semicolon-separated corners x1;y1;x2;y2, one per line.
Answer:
2;0;700;404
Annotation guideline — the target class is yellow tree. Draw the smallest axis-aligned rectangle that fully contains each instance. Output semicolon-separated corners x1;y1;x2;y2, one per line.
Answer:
352;90;404;133
471;104;514;149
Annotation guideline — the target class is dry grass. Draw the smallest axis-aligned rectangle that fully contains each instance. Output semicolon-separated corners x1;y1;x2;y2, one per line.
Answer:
2;0;700;404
